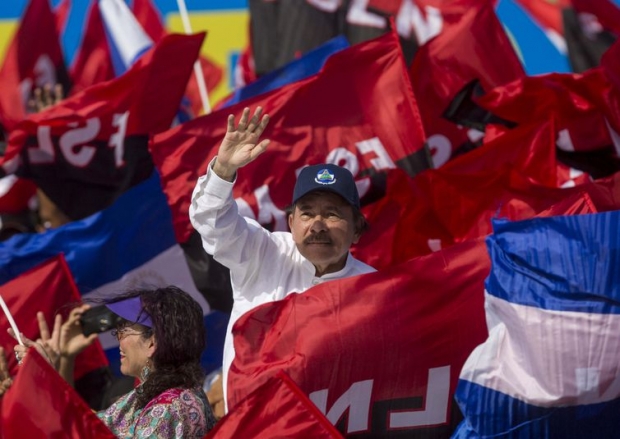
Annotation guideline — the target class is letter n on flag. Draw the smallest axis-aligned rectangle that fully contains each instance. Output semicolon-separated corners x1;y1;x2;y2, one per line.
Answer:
1;349;115;438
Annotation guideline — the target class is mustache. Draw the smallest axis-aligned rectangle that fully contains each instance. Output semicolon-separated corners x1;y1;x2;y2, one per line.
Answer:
304;233;332;244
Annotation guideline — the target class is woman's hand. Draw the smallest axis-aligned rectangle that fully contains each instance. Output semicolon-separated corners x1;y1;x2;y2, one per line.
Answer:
59;305;98;359
9;329;56;367
35;311;62;369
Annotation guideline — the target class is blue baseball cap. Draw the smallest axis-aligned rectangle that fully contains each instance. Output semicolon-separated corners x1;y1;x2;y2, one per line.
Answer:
105;296;153;328
292;164;360;209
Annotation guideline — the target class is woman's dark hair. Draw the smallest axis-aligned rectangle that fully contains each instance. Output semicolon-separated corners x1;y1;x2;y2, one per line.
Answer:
105;285;206;409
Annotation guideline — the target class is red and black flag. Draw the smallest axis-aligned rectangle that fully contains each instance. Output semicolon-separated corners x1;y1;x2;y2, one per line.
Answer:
409;0;524;168
1;33;204;220
562;0;619;72
476;67;620;179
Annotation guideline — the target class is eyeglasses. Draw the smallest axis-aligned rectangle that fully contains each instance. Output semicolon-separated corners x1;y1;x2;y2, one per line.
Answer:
111;327;144;341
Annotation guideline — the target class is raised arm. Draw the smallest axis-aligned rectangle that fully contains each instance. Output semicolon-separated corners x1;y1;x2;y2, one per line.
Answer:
212;106;270;181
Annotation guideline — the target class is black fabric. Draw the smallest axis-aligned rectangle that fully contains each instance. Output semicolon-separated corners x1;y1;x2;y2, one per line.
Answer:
443;80;517;132
180;230;233;313
16;134;153;220
563;7;617;73
249;0;418;77
557;146;620;180
74;365;115;410
249;0;345;76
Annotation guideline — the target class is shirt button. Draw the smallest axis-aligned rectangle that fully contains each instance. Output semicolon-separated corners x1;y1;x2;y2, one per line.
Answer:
312;279;320;285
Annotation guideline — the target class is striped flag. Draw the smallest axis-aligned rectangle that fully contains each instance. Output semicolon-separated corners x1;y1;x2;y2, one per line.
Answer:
453;211;620;438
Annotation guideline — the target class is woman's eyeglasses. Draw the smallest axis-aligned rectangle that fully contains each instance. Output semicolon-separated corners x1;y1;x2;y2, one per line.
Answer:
110;327;144;341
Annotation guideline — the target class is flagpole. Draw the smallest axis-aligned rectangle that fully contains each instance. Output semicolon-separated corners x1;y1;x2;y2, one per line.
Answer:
0;294;23;346
175;0;211;115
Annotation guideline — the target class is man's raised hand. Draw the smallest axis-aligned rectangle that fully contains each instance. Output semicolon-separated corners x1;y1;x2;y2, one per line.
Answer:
213;107;270;181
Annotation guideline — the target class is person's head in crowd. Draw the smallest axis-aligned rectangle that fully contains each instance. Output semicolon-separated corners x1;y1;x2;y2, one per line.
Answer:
285;163;369;276
104;285;206;407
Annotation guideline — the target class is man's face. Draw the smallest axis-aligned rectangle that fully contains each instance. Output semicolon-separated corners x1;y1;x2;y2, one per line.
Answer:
288;191;361;276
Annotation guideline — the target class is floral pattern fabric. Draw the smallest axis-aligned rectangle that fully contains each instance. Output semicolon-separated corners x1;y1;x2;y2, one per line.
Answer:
97;387;216;438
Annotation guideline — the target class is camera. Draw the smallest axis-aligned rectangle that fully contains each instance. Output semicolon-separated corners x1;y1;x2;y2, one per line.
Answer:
80;305;121;336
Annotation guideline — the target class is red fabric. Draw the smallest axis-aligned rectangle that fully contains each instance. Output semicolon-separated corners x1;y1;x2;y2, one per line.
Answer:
571;0;620;35
366;0;403;15
355;119;554;268
598;39;620;136
228;239;490;436
16;31;202;138
354;121;620;269
0;255;108;382
151;31;427;243
0;33;203;219
206;371;343;439
477;69;619;154
132;0;223;117
409;0;524;167
0;176;36;214
1;349;115;438
0;0;69;131
69;1;115;96
54;0;71;35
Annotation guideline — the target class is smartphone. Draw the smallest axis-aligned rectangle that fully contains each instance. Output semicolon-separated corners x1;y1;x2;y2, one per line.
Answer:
80;305;121;336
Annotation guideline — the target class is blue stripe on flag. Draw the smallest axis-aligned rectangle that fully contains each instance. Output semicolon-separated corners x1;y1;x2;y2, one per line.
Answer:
486;212;620;314
455;211;620;438
452;381;620;439
0;172;176;291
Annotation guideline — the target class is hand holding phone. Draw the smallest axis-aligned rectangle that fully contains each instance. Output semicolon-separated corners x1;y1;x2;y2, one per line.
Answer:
79;305;120;336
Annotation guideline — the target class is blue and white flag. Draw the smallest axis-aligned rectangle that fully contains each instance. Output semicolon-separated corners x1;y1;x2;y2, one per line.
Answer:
99;0;153;76
453;211;620;438
0;171;227;373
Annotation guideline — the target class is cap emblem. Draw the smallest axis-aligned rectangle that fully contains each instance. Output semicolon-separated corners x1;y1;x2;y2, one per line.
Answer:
315;169;336;185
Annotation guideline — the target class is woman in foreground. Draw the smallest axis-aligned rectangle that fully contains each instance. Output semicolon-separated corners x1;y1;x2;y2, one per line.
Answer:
14;285;216;438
